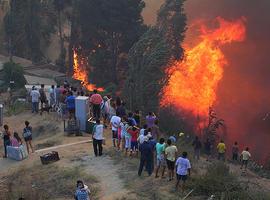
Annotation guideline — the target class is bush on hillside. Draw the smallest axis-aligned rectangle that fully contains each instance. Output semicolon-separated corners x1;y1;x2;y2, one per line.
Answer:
189;162;270;200
3;61;26;89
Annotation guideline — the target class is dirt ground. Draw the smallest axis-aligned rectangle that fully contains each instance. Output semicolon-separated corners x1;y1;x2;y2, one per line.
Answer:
0;112;131;200
0;111;270;200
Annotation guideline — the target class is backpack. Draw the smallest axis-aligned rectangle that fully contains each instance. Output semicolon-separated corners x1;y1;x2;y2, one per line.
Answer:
23;127;32;138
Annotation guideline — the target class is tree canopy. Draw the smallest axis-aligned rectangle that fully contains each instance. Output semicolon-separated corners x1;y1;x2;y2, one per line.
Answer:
123;28;171;113
157;0;187;60
70;0;146;87
4;0;57;62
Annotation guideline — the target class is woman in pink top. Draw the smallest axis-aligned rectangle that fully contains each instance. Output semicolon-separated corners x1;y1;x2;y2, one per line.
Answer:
10;132;22;147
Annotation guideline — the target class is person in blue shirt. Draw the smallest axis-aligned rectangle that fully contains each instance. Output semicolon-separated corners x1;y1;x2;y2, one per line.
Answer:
148;136;156;173
65;91;76;119
128;112;137;127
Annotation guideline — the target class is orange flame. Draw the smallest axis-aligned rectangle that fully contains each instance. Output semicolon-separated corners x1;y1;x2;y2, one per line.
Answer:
160;17;246;116
73;49;104;92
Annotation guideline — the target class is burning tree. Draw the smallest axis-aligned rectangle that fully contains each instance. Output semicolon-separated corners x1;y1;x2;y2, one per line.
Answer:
205;107;226;145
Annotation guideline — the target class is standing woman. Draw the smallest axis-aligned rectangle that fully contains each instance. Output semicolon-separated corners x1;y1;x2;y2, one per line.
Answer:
2;124;11;158
92;120;104;157
23;121;34;153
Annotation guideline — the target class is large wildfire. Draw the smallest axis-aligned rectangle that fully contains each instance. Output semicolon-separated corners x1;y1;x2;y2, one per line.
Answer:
73;49;104;92
161;17;246;116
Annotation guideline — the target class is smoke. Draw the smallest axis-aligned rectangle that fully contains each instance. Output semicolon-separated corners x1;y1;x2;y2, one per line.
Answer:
142;0;164;25
185;0;270;163
144;0;270;163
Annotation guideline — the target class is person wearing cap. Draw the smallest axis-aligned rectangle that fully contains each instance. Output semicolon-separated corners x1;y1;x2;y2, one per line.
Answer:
138;136;152;176
89;89;103;120
30;86;40;113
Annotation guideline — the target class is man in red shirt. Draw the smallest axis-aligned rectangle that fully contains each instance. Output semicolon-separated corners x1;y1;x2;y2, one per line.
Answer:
90;89;103;120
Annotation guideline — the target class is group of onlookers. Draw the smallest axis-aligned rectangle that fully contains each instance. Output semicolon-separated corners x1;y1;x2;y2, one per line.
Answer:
191;136;252;170
2;121;34;158
89;95;192;192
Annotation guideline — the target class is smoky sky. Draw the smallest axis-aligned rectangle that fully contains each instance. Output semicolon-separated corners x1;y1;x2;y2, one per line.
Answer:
144;0;270;162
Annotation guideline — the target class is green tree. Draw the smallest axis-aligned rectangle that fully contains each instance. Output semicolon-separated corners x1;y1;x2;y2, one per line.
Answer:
123;28;171;113
4;0;56;62
3;61;26;89
157;0;187;60
69;0;146;87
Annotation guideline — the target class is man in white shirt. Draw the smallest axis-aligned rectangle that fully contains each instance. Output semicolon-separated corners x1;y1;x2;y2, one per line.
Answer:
110;112;121;148
175;151;191;192
240;147;251;171
30;87;40;113
92;120;104;156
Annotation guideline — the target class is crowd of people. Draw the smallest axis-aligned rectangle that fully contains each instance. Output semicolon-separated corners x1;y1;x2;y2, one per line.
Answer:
2;82;253;199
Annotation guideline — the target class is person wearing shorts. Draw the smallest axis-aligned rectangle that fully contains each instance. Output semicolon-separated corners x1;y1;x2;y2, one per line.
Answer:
155;138;166;178
128;125;139;157
175;152;191;192
240;147;251;171
23;121;34;154
110;112;121;148
165;139;178;181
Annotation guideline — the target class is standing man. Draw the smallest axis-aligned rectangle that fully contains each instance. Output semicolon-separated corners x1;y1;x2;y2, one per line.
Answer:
138;137;152;176
165;139;178;181
89;89;103;120
192;136;202;160
49;85;55;107
110;112;121;148
92;120;104;157
232;141;239;162
217;140;226;161
39;84;47;109
240;147;251;171
30;86;40;113
175;152;191;192
65;91;76;120
55;85;61;107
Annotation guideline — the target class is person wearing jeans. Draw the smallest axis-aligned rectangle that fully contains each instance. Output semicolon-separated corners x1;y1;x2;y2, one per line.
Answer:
92;120;104;156
30;86;40;113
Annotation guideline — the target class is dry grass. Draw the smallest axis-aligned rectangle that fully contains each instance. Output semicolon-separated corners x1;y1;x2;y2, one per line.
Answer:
0;163;99;200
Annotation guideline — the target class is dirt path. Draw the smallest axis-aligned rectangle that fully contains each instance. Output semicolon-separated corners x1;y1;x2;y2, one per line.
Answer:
78;154;129;200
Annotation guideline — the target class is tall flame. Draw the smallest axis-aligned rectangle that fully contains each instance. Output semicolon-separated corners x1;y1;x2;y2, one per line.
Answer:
73;49;104;92
161;17;246;116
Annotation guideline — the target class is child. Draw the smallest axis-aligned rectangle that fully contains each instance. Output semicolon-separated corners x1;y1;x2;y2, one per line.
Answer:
11;132;22;147
74;180;90;200
128;124;139;157
155;138;166;178
175;152;191;192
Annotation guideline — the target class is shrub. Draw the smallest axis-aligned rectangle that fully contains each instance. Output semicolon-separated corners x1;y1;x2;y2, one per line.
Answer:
2;61;26;89
189;162;270;200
